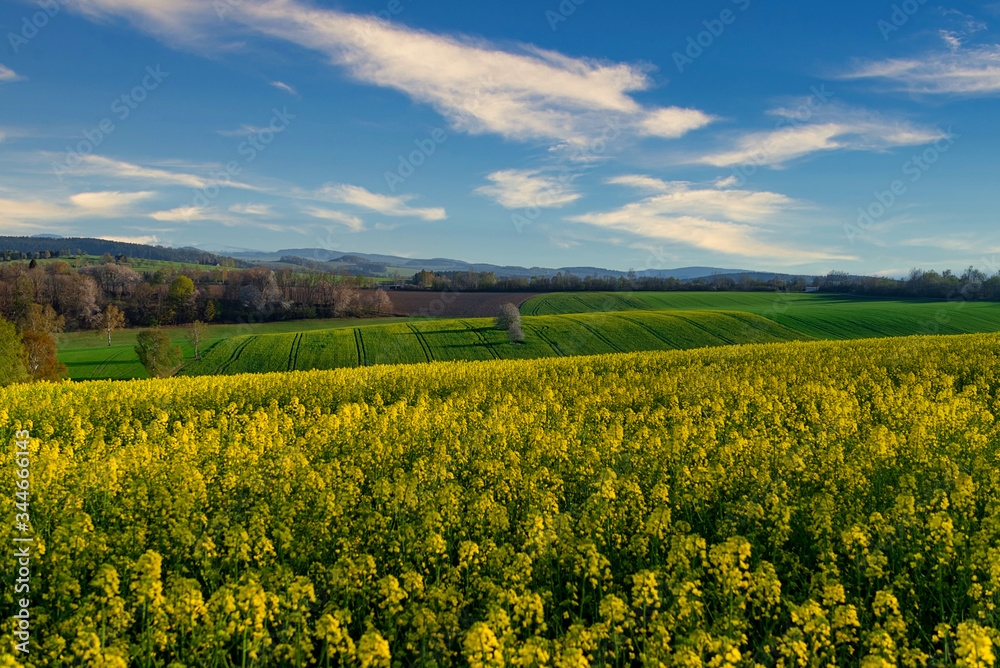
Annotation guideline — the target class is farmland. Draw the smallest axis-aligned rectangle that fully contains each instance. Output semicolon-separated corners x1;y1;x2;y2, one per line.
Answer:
522;291;1000;339
2;333;999;665
55;317;417;381
178;310;806;376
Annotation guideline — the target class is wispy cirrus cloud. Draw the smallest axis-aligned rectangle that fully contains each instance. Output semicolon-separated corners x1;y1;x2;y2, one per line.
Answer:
475;169;581;209
313;183;445;221
302;207;365;231
99;234;161;245
149;206;213;222
841;43;1000;95
0;64;24;83
148;205;301;233
229;203;274;215
567;176;853;263
69;190;157;213
693;102;946;168
61;154;260;191
606;175;798;221
0;190;157;232
270;80;298;96
68;0;713;148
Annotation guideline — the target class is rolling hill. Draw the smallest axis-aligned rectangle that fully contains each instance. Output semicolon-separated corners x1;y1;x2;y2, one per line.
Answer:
178;310;807;376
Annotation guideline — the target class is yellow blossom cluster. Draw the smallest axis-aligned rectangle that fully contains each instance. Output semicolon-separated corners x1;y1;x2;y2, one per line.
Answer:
1;332;999;666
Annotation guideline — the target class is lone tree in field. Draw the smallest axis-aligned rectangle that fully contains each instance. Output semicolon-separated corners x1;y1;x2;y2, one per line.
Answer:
495;303;525;343
96;304;126;346
187;320;206;359
135;328;183;378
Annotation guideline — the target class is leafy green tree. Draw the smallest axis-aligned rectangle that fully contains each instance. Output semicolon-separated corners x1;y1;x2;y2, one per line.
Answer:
134;329;183;378
203;299;219;322
0;317;27;386
169;275;197;323
169;275;195;303
19;303;65;335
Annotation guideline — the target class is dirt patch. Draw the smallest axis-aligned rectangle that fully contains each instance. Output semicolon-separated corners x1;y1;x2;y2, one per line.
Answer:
386;292;543;318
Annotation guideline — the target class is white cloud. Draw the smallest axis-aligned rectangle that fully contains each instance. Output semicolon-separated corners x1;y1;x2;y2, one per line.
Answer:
0;198;70;224
0;64;24;83
638;108;715;139
314;183;446;221
841;43;1000;95
0;190;156;232
899;236;1000;253
69;190;156;213
606;176;799;222
68;0;713;148
475;169;581;209
694;103;946;167
99;234;160;245
72;155;207;188
69;155;258;190
216;124;271;137
606;174;687;194
150;206;212;222
229;203;274;215
303;207;365;231
270;80;298;96
568;178;853;263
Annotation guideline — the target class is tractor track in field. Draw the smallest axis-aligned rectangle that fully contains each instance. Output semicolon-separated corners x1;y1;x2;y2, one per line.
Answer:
557;315;625;353
615;314;679;349
287;333;303;371
531;325;564;356
406;324;434;362
461;320;500;359
354;329;367;366
218;337;254;374
671;313;736;345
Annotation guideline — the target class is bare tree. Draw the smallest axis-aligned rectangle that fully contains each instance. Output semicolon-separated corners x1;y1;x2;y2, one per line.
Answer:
372;289;393;315
187;320;207;358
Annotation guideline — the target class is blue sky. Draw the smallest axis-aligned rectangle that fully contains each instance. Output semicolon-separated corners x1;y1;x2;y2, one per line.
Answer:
1;0;999;275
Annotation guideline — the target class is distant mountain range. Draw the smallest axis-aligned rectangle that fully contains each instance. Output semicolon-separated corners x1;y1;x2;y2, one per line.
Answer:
211;246;763;281
4;236;252;266
3;236;798;282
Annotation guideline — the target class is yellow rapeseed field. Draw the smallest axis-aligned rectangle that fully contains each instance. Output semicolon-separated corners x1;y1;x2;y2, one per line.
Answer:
1;333;999;667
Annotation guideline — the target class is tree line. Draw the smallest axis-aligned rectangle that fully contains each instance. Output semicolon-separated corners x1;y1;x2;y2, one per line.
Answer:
408;266;1000;300
0;257;394;333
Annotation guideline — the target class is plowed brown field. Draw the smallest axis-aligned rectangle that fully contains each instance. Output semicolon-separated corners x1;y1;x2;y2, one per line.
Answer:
386;291;542;317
